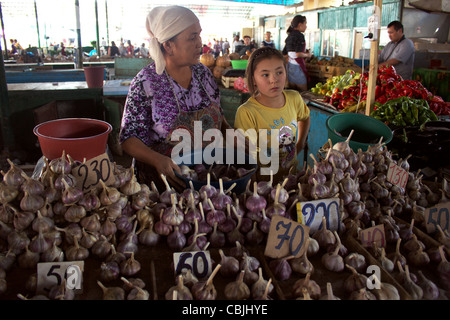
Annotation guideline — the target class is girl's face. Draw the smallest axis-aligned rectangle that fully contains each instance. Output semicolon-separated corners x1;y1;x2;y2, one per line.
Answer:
297;20;307;33
166;21;203;66
253;57;286;100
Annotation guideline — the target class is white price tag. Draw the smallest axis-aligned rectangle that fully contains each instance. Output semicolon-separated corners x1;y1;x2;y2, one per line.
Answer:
37;261;84;295
387;162;408;189
425;202;450;234
296;197;341;235
173;251;212;280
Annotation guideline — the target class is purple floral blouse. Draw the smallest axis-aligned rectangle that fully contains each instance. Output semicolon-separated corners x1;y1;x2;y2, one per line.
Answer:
119;62;222;148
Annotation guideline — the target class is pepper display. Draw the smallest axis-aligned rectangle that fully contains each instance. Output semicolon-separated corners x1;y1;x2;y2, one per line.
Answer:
318;65;450;116
370;97;438;128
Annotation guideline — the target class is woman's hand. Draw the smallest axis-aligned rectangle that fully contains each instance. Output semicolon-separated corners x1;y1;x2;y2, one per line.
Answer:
121;137;185;191
152;152;185;191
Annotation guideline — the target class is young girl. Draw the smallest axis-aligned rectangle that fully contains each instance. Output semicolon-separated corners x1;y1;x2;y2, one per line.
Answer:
234;46;311;183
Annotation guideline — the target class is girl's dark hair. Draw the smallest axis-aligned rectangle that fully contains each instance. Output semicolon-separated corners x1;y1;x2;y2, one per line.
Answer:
287;15;306;33
245;46;286;96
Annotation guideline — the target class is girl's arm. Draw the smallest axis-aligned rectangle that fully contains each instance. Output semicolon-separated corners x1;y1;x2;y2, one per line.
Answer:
296;116;311;153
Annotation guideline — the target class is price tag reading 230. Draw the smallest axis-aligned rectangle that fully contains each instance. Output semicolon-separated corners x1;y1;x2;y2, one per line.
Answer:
264;215;310;259
71;153;115;192
296;197;341;235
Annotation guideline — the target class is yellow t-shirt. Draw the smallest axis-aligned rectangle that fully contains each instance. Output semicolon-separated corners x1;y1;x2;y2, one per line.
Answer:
234;89;310;182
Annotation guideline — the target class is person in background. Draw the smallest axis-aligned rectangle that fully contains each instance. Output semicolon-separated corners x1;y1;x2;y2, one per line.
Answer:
60;42;66;56
108;41;120;57
238;35;256;56
202;44;212;54
126;40;134;57
10;39;17;55
119;41;127;56
378;21;415;80
232;35;242;53
285;15;312;92
213;39;221;58
234;46;310;183
101;37;107;56
222;38;230;55
137;43;149;58
262;31;274;48
120;5;232;191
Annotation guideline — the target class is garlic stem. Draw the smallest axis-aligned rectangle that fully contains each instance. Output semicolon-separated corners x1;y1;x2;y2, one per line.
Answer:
206;264;221;287
160;173;171;192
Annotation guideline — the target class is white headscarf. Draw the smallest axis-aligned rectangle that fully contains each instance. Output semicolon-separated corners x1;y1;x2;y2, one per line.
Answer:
146;6;200;75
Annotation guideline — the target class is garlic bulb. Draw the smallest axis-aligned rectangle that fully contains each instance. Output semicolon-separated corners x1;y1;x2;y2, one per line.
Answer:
313;216;336;249
370;275;400;300
292;272;321;299
191;264;221;300
97;280;125;300
251;268;274;299
165;275;193;300
321;238;344;272
120;252;141;277
344;264;368;293
349;288;377;300
218;249;240;278
319;282;340;300
224;270;250;300
290;238;314;275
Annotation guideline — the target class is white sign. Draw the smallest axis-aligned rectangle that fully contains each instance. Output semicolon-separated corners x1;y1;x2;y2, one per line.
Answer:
173;251;212;280
37;261;84;295
296;197;341;234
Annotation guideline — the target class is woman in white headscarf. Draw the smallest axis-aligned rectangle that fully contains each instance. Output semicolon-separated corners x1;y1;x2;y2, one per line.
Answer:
120;6;231;190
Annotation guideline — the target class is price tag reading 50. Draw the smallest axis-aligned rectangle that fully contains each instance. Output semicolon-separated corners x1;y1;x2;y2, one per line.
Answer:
264;215;310;259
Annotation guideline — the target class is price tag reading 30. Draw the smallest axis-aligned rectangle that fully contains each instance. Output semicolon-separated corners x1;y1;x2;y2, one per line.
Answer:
264;215;310;259
387;162;408;189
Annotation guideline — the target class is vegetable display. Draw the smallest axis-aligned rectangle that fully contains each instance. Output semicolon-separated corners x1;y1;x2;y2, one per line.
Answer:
370;97;438;127
314;65;449;116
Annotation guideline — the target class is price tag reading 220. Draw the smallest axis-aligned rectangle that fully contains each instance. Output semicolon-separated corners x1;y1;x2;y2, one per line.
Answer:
264;215;310;259
71;153;115;192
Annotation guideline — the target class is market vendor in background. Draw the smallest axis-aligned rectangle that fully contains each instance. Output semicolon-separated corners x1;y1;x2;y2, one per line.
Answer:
234;47;310;183
284;15;312;92
378;21;415;80
261;31;274;48
237;35;256;56
120;5;232;191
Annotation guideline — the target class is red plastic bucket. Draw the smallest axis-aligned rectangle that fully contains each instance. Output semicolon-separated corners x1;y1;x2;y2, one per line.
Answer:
83;66;105;88
33;118;112;161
